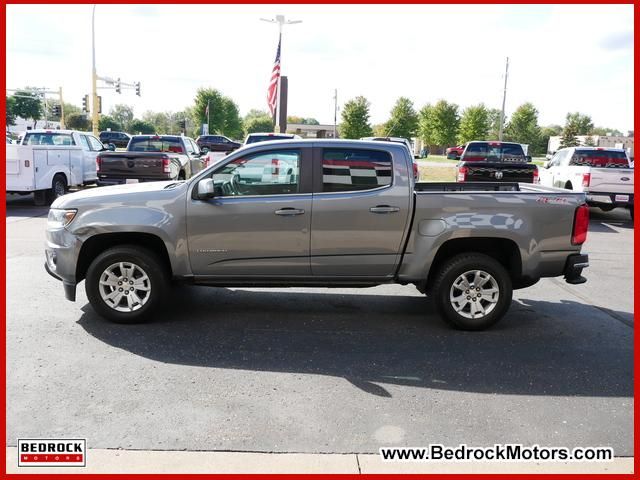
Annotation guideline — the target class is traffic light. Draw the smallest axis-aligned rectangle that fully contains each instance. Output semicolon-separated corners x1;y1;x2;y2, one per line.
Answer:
97;96;102;114
178;119;186;129
135;82;141;97
51;104;61;117
82;94;89;112
115;78;121;94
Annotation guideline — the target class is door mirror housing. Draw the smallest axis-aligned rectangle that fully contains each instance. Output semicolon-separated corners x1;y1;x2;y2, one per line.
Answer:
106;143;116;151
525;155;532;162
197;178;215;198
200;146;209;154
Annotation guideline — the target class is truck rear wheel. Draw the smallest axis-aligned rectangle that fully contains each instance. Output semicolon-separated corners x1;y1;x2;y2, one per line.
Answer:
46;174;68;204
85;245;168;324
431;253;512;330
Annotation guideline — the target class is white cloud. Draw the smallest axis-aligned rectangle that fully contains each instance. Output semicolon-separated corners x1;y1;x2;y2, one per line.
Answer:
6;4;634;131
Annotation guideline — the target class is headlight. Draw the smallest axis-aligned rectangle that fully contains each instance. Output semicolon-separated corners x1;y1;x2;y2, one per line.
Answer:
47;209;77;229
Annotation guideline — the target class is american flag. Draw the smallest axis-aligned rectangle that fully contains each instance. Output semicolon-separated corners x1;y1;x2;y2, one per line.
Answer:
267;34;281;116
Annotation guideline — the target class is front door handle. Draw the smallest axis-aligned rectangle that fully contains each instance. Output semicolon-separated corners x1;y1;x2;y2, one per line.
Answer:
370;205;400;214
275;208;305;216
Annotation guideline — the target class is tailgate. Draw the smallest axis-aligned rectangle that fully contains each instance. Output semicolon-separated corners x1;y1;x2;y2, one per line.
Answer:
98;153;168;179
462;162;536;183
588;167;634;194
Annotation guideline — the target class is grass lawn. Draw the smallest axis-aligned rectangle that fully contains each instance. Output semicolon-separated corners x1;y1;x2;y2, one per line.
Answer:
417;154;459;164
418;164;456;182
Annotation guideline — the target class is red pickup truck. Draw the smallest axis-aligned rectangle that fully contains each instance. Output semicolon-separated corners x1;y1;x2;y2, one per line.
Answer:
446;144;466;159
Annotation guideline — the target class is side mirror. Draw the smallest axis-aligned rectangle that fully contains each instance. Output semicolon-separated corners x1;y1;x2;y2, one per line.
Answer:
197;178;215;198
545;153;553;160
543;161;550;169
201;146;209;154
525;155;532;162
106;143;116;151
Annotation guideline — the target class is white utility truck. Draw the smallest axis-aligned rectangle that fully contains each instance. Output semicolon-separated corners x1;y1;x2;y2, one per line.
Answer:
6;129;111;205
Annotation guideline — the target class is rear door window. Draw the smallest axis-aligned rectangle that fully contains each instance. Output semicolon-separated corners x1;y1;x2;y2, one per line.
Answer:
570;149;630;168
321;148;392;192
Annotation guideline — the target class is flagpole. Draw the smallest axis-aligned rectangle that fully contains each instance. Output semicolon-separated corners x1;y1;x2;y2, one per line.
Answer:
274;25;282;133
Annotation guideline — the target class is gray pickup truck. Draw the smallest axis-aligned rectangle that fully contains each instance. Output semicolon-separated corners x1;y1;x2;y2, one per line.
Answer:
45;139;589;330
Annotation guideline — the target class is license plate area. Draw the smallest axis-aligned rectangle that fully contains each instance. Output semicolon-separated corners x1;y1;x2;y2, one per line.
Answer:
615;194;629;202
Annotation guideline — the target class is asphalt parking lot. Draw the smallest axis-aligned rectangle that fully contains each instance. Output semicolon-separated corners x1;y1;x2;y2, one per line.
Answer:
6;194;633;456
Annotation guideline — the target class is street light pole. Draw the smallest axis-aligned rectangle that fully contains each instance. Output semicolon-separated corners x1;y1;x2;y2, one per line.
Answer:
260;15;302;133
333;88;338;138
91;4;99;136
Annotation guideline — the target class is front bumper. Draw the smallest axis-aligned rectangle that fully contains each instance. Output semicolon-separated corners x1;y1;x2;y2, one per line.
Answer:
563;253;589;285
44;261;76;301
45;226;81;301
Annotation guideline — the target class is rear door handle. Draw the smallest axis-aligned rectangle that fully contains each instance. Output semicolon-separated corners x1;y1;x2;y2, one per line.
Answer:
275;208;305;216
370;205;400;214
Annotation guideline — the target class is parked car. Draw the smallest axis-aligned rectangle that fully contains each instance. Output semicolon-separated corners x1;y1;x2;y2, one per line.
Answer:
360;136;419;179
95;135;205;186
538;147;634;219
244;132;301;145
446;144;466;159
195;135;241;154
45;139;589;331
6;129;109;205
457;141;538;184
99;131;131;149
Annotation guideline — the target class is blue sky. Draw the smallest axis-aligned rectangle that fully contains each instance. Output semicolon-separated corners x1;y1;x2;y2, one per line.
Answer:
6;4;634;131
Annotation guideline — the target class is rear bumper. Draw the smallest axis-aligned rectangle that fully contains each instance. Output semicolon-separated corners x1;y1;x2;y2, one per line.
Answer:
97;176;171;186
586;192;634;208
563;253;589;285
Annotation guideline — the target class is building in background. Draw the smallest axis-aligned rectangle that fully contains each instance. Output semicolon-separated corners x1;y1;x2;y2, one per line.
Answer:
286;123;338;139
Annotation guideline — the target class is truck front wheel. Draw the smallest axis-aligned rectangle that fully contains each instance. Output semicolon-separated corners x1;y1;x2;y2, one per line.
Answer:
85;245;168;324
431;253;513;330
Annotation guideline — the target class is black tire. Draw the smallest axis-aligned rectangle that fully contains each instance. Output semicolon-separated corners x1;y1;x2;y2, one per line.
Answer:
47;174;68;204
85;245;169;324
431;253;513;331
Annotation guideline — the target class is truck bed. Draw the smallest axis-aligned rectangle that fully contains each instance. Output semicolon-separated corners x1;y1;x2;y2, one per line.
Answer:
415;182;520;192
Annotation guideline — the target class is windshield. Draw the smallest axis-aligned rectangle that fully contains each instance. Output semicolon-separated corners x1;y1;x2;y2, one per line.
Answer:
463;143;526;162
129;137;184;153
571;149;630;168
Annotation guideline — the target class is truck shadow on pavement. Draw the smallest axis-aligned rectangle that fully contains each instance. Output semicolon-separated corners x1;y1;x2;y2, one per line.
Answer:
76;286;633;399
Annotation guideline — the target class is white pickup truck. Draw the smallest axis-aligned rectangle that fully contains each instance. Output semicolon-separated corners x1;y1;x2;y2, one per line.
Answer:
539;147;634;220
6;129;111;205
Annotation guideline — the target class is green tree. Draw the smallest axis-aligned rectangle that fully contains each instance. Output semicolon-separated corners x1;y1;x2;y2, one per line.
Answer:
109;104;134;131
244;115;274;135
12;89;43;128
6;96;17;126
504;102;541;150
583;135;596;146
303;118;320;125
287;115;304;124
384;97;418;139
458;104;490;143
419;100;459;149
128;119;155;134
565;112;594;135
536;125;562;155
560;112;593;148
339;96;373;139
592;126;623;136
98;115;123;132
245;109;271;121
65;112;91;131
221;97;243;140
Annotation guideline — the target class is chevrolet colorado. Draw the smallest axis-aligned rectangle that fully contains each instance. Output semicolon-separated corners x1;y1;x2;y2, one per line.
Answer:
45;139;589;330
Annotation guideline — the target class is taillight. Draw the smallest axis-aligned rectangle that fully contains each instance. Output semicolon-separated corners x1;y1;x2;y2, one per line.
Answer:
413;161;418;180
163;158;171;173
532;167;539;184
96;156;102;172
582;173;591;187
457;166;468;182
571;204;589;245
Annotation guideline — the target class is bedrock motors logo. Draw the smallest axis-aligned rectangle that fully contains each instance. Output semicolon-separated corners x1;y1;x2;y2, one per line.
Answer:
18;439;86;467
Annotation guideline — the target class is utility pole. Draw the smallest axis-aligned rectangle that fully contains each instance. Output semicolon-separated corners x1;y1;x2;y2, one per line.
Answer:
91;4;99;136
333;88;338;138
59;87;65;129
498;56;509;142
260;15;302;133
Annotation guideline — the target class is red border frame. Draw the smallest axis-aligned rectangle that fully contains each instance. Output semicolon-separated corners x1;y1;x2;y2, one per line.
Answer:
1;1;637;478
